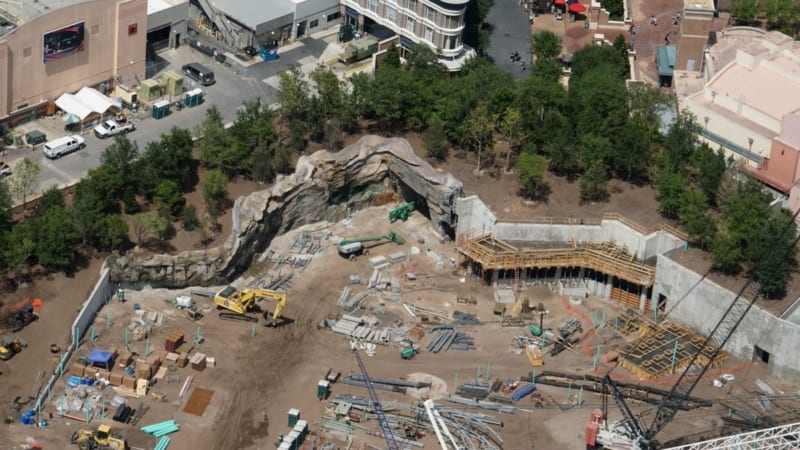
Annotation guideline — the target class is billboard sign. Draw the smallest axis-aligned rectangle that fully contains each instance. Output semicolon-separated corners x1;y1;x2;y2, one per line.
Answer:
43;21;85;64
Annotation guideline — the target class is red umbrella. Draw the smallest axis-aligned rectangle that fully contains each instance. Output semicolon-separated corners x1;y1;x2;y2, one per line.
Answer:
568;2;587;12
554;0;566;5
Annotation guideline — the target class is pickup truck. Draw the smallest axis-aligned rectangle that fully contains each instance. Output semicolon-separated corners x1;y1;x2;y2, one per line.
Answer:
94;119;135;139
0;162;10;177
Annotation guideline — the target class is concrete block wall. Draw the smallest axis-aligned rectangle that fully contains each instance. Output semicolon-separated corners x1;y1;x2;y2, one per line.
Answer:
454;196;497;237
653;253;800;382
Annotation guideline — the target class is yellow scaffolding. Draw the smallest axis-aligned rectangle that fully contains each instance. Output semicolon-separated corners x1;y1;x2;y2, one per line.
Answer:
457;233;656;287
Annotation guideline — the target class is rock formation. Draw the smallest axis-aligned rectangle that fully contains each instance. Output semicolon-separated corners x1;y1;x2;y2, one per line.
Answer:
109;136;463;287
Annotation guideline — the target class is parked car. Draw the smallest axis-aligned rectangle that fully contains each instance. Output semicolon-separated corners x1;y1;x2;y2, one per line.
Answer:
43;135;85;159
0;161;11;177
182;63;215;86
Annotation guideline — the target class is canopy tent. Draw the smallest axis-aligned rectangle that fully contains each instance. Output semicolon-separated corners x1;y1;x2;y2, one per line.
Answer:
88;349;113;370
568;2;587;13
55;87;120;122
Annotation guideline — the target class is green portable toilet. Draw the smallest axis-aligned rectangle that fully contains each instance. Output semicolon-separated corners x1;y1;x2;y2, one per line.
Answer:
184;88;203;107
529;324;542;336
287;408;300;427
152;100;170;119
317;380;330;400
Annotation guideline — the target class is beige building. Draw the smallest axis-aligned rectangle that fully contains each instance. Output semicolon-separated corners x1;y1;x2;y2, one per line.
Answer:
0;0;146;122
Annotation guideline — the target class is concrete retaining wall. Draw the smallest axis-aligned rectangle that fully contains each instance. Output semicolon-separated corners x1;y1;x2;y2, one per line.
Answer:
454;195;497;237
653;253;800;382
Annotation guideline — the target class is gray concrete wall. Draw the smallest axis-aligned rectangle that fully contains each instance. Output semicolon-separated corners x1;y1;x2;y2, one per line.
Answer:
454;195;497;237
653;253;800;382
295;0;340;34
493;219;684;260
148;2;189;32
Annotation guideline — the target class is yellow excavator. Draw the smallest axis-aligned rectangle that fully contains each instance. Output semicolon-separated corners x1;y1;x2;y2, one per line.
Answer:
214;286;288;327
0;337;24;360
71;424;129;450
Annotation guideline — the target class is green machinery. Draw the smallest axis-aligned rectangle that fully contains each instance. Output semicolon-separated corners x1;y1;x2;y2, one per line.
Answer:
389;202;415;223
337;231;405;257
400;347;416;360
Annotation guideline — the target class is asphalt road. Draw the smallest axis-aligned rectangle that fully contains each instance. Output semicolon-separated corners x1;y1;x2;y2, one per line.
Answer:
485;0;533;77
6;32;337;201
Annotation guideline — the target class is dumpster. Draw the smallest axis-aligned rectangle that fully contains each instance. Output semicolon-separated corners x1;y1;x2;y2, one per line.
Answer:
260;44;279;61
25;130;47;146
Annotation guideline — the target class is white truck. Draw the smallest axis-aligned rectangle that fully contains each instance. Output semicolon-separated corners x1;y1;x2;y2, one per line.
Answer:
94;119;135;139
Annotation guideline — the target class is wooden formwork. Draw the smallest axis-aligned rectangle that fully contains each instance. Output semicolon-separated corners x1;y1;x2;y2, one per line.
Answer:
618;323;727;380
456;234;656;287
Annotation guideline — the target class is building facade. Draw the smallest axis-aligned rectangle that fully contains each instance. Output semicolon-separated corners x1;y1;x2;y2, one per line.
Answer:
341;0;474;70
0;0;147;120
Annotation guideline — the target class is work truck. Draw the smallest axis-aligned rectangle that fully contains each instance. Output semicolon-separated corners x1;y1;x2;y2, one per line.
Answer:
94;118;135;139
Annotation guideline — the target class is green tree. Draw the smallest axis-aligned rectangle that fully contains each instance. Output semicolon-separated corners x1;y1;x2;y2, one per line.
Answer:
655;169;688;219
71;180;107;247
82;166;123;214
36;206;77;271
710;233;744;274
139;127;194;195
463;103;495;171
129;211;170;246
498;107;527;173
200;169;229;226
123;188;140;215
753;212;797;298
570;44;628;81
516;152;550;200
731;0;760;24
663;109;701;171
197;105;235;171
678;189;717;248
530;59;563;81
276;65;310;122
39;185;65;211
580;161;609;203
182;204;200;231
690;144;727;206
383;44;401;68
101;215;129;251
10;158;40;211
101;135;140;194
531;30;562;61
424;114;448;161
0;179;13;232
764;0;800;30
4;222;34;271
154;180;184;216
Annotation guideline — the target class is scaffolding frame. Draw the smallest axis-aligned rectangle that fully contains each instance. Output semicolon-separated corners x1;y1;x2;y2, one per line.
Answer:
662;421;800;450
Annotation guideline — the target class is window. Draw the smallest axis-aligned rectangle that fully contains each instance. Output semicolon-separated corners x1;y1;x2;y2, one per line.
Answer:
23;47;31;57
386;6;397;22
425;7;436;22
327;11;341;22
424;26;433;42
446;35;458;49
310;19;319;28
444;14;462;28
407;0;417;13
405;16;415;33
128;23;138;36
369;0;378;13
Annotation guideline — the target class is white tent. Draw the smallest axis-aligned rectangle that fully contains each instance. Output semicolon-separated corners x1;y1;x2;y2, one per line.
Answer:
55;87;120;121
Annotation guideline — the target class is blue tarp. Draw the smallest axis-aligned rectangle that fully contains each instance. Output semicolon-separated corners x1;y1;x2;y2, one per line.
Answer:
512;383;537;402
88;349;113;369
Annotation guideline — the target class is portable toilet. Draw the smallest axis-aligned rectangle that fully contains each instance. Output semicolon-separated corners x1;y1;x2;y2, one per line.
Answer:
161;70;184;96
287;408;300;427
152;100;170;119
317;380;330;400
184;88;203;107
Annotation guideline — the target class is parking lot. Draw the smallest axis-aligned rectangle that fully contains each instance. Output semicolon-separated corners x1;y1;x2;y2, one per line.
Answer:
3;28;342;201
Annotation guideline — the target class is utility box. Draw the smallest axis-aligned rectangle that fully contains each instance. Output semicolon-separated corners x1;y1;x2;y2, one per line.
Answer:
152;100;170;120
139;79;163;102
161;70;184;96
25;130;47;146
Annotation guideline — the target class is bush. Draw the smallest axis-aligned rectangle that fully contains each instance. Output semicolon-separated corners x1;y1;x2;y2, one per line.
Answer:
601;0;624;20
182;205;200;231
123;189;140;215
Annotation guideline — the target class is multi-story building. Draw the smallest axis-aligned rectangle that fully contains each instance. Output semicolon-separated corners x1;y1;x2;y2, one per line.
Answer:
674;28;800;220
341;0;475;71
0;0;147;122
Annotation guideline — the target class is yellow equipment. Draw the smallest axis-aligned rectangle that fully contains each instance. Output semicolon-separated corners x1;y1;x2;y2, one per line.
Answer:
0;337;23;360
71;424;129;450
214;286;287;327
525;345;544;367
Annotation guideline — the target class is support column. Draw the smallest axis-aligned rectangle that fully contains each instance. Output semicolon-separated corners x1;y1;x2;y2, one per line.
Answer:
604;276;614;299
639;286;648;311
555;267;563;281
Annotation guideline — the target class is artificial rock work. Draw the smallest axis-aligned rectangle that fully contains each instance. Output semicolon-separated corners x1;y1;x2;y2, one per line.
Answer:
109;136;463;287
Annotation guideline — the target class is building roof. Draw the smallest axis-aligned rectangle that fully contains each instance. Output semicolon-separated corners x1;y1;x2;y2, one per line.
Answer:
1;0;88;24
148;0;188;15
707;53;800;121
656;45;676;77
212;0;295;31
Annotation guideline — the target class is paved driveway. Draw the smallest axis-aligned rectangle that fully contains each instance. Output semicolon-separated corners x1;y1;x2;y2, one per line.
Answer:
484;0;533;77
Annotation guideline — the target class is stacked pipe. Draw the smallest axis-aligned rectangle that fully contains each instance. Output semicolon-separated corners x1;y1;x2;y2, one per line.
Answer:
141;419;180;438
456;382;490;400
154;436;171;450
427;328;475;353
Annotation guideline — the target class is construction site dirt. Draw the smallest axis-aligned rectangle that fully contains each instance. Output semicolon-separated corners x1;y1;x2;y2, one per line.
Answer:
2;205;799;450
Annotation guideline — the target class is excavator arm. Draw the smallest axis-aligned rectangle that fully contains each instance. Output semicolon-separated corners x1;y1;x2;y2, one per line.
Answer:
251;289;287;327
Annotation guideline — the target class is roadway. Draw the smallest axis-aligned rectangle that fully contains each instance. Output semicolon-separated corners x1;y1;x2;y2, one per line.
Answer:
5;29;340;202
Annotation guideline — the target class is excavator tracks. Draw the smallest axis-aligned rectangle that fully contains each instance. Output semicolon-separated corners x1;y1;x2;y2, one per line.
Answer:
218;312;258;323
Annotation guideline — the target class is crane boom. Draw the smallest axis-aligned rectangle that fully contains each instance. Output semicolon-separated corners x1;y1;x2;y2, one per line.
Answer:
350;341;400;450
600;211;800;450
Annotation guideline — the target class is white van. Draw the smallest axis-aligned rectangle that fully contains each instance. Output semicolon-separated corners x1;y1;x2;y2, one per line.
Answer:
43;135;85;159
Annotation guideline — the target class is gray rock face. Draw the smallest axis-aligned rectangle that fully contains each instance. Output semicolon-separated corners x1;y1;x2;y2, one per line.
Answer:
109;135;463;287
